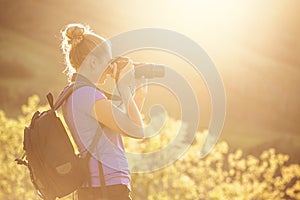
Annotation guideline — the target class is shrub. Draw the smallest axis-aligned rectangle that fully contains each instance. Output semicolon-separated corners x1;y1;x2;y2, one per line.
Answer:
0;96;299;199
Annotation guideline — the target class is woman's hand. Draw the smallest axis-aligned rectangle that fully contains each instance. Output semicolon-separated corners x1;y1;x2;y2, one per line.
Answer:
110;56;131;82
111;58;136;101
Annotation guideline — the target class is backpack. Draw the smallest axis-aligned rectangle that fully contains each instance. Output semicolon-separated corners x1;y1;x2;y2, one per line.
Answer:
15;74;107;200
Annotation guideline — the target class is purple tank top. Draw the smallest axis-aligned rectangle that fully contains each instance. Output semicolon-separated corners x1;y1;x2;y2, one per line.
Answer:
61;86;131;190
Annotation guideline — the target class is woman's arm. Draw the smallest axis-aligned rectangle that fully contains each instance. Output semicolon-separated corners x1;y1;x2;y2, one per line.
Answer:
93;61;145;139
93;95;145;139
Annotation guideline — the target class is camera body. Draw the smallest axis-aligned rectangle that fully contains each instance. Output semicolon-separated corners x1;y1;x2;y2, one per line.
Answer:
134;63;165;79
110;56;165;79
98;57;165;100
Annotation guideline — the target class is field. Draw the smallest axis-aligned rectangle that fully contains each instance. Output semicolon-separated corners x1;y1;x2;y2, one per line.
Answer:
0;0;299;199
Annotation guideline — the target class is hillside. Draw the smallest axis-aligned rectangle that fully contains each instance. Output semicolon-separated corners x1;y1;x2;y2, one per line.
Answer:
0;0;299;161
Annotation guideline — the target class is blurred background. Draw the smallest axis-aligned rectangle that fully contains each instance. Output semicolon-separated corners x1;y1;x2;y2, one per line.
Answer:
0;0;299;164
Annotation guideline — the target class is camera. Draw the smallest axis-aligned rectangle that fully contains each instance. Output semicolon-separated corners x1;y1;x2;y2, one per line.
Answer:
134;63;165;79
110;56;165;80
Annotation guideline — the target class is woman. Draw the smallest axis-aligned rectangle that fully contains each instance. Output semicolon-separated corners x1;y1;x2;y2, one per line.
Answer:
60;23;146;200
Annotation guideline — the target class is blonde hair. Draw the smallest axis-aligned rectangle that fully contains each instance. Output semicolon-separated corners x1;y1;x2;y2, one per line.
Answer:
61;23;108;81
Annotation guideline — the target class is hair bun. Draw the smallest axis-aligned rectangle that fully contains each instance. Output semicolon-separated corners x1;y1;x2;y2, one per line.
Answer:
65;24;86;46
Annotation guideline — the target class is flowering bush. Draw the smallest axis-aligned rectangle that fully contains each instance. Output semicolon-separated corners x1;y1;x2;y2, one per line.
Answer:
0;96;299;199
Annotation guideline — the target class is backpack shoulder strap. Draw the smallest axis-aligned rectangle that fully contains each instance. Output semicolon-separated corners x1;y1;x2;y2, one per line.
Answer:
52;84;75;110
46;87;73;110
52;73;98;110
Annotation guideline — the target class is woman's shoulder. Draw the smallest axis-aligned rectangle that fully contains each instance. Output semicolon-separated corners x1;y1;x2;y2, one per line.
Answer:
73;86;106;99
69;86;107;111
